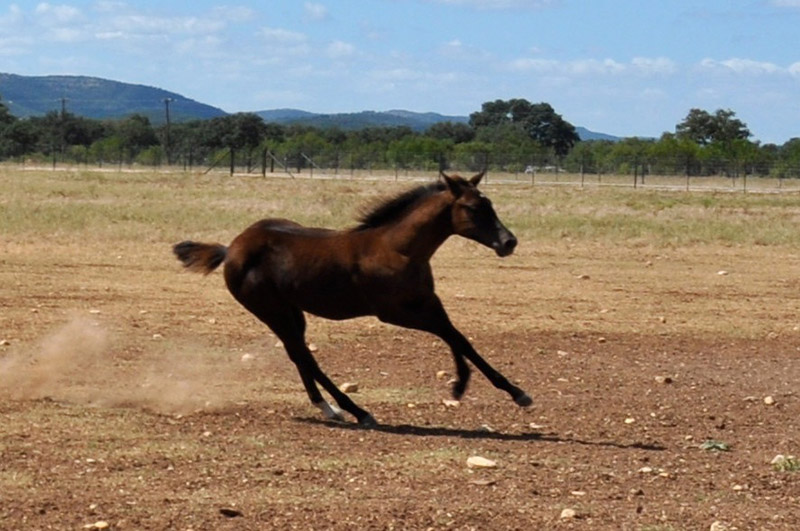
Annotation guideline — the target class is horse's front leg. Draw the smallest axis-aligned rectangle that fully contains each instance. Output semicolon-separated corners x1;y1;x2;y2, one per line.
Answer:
380;296;532;407
439;324;532;407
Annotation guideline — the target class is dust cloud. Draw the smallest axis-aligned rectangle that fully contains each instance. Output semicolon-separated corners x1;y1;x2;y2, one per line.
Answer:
0;317;250;415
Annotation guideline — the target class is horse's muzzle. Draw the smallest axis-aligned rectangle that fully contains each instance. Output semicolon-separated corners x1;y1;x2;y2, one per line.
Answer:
494;234;518;257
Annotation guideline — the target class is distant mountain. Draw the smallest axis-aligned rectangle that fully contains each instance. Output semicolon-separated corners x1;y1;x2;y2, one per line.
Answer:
1;73;621;140
255;108;469;132
0;73;227;124
256;108;619;140
575;126;619;142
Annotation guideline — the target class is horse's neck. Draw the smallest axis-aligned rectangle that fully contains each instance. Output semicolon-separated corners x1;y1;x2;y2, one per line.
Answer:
384;194;453;260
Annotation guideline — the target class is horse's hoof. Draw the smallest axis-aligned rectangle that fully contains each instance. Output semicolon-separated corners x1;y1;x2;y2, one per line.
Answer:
315;401;345;422
514;393;533;407
451;382;467;401
358;414;377;428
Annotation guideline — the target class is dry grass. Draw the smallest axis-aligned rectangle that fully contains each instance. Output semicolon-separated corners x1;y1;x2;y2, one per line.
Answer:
2;166;800;529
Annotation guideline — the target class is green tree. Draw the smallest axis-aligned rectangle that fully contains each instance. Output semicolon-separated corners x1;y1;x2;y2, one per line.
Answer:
651;133;702;175
676;108;751;145
426;122;475;144
0;94;15;128
116;114;159;159
1;120;39;158
469;99;579;157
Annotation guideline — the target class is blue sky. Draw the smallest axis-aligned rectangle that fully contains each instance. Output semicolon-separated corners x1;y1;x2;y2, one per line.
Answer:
1;0;799;143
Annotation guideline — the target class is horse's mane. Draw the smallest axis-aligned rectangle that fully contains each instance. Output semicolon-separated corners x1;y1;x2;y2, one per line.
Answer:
353;182;446;231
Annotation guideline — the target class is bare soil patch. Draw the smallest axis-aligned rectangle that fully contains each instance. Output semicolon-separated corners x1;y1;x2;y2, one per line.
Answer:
1;170;799;530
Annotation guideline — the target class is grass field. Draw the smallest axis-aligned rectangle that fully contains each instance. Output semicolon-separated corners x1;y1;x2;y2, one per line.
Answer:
1;166;799;529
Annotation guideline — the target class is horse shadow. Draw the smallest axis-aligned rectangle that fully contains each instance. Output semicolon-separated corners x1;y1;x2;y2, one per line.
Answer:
295;417;666;451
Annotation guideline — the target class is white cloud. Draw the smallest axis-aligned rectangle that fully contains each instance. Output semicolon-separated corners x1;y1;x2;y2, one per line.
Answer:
259;27;311;59
631;57;677;75
35;3;82;24
261;27;308;44
770;0;800;7
0;4;24;25
700;57;783;75
507;57;558;71
326;40;355;58
429;0;558;9
304;2;328;20
507;56;677;77
568;58;625;75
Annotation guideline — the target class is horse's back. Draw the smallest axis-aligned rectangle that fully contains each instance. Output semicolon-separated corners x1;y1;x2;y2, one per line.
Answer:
223;218;371;318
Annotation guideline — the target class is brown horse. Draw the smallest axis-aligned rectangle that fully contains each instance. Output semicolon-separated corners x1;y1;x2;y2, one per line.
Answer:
173;171;531;426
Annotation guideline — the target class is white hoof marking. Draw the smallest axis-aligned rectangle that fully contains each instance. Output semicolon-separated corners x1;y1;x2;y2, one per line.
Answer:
315;401;345;421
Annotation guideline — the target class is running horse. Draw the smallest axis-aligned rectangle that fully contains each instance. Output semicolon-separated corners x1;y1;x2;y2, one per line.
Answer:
173;171;531;426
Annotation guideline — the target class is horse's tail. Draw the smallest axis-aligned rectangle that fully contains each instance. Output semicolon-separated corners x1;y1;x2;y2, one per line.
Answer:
173;241;227;275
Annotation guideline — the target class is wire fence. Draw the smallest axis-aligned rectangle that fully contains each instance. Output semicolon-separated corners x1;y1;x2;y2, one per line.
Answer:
7;152;800;194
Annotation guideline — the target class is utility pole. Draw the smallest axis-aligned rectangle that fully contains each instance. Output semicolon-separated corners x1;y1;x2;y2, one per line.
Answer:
163;98;173;165
56;97;68;169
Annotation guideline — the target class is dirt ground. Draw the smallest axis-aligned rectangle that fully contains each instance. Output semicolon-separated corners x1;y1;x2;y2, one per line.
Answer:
2;175;800;530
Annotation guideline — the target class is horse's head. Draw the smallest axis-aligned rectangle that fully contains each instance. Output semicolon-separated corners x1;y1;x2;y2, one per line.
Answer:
441;170;518;257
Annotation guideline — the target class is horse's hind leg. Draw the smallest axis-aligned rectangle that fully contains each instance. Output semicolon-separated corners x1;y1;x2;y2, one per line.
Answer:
276;309;376;426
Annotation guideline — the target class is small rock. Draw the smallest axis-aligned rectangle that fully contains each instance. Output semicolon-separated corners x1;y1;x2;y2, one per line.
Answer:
469;479;496;486
764;395;776;405
700;440;731;452
576;274;590;280
624;417;636;424
597;336;607;344
557;350;569;357
151;333;163;340
240;353;255;362
732;484;744;491
717;270;729;276
0;339;10;346
436;370;448;380
340;382;359;393
307;343;319;352
571;490;586;496
466;456;497;469
658;316;667;323
638;466;653;474
654;375;673;384
771;454;788;465
83;522;109;530
710;521;728;531
274;340;284;348
89;309;101;315
208;318;217;324
442;399;460;408
560;508;577;519
479;424;496;433
219;508;243;518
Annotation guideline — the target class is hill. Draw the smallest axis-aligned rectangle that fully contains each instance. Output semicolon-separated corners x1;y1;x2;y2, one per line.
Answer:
575;126;619;142
0;73;227;124
256;108;618;140
255;108;470;132
1;73;620;140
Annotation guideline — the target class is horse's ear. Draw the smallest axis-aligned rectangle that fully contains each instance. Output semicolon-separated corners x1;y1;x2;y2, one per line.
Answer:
440;170;463;197
470;170;486;186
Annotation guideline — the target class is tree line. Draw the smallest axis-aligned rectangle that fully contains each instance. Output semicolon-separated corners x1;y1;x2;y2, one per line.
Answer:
1;95;799;178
